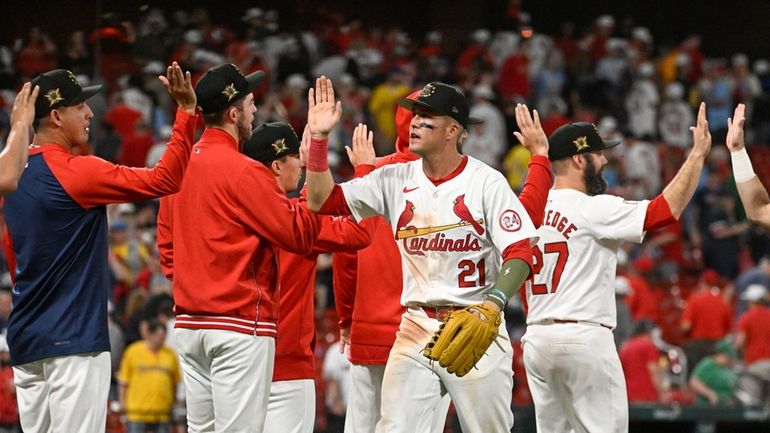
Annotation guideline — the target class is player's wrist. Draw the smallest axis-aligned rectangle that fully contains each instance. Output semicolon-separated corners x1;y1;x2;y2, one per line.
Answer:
307;136;330;172
730;147;756;183
484;288;508;311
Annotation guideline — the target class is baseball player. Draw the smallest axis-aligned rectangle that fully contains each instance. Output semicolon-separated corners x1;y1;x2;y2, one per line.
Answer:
3;63;197;433
334;100;553;433
0;82;39;195
240;122;374;433
520;103;713;433
156;64;321;433
304;78;538;432
332;93;450;433
726;103;770;228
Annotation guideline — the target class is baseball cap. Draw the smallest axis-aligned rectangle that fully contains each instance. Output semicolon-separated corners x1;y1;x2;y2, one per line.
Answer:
396;82;482;129
714;340;737;359
741;284;768;302
194;64;265;115
547;122;621;161
242;122;300;165
31;69;103;119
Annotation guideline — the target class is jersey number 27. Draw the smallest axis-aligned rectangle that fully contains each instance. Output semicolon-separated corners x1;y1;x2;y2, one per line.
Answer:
531;242;569;295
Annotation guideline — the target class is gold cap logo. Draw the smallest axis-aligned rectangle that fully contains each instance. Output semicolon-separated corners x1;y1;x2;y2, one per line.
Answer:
271;138;288;154
420;83;436;98
573;136;590;152
222;83;239;101
44;88;64;107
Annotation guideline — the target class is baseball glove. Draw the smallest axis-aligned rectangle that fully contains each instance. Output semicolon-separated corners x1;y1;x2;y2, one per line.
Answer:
422;304;502;377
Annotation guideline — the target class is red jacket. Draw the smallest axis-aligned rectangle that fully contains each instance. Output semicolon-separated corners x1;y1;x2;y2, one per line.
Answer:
274;212;373;381
157;128;321;337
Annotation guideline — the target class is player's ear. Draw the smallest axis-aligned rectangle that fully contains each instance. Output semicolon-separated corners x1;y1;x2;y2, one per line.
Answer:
270;159;282;176
571;154;584;169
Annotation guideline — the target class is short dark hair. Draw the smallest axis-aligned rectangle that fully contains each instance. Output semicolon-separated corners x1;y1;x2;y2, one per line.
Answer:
146;318;167;335
202;98;245;127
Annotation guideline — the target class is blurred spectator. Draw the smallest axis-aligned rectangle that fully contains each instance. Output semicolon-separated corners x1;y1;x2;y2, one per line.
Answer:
105;95;143;141
94;121;123;163
730;54;761;119
323;341;350;433
623;134;662;199
58;31;92;76
625;62;659;140
464;84;507;167
624;256;660;323
735;285;770;405
118;319;180;433
614;276;634;349
689;340;738;405
658;82;693;148
367;68;409;147
456;29;495;83
498;42;530;102
698;62;733;144
534;50;566;116
620;320;665;403
750;59;770;145
145;125;173;168
119;121;155;168
733;255;770;316
502;143;531;190
690;168;748;279
681;270;733;373
15;27;57;79
0;334;18;433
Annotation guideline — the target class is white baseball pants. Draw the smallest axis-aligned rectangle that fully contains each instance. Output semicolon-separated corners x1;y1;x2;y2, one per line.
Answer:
175;329;275;433
375;309;514;433
345;363;450;433
264;379;315;433
522;323;628;433
13;351;111;433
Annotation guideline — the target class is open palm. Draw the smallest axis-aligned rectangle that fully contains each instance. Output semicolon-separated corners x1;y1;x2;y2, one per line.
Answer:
308;76;342;138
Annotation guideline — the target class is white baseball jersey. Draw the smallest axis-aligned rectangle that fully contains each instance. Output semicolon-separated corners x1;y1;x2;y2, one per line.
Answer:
525;189;649;327
340;156;537;306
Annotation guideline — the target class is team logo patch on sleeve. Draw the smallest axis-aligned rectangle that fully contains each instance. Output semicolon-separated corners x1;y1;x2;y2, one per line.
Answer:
499;210;522;232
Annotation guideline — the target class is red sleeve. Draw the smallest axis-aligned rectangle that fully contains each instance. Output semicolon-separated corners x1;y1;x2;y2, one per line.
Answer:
502;238;534;277
643;195;676;232
236;164;321;255
1;222;15;283
517;155;552;228
332;250;358;329
644;341;660;363
737;314;749;333
54;110;197;209
312;216;375;254
157;195;174;279
318;184;352;215
354;164;376;178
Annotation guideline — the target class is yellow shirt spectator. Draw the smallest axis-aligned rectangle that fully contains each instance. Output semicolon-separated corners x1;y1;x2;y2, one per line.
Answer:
118;339;180;423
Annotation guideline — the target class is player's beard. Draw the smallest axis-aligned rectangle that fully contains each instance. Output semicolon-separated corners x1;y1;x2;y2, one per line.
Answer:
583;156;608;196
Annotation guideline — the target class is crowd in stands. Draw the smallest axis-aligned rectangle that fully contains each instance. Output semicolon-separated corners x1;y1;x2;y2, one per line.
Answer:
0;3;769;432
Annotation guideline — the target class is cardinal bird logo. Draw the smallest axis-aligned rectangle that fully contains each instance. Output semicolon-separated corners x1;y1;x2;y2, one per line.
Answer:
395;200;416;240
453;195;484;235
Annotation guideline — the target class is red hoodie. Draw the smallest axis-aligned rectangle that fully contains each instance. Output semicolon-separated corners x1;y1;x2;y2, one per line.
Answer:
333;91;553;363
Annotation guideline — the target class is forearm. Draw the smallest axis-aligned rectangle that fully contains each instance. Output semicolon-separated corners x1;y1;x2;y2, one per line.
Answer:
487;258;531;309
0;120;31;193
662;152;707;218
689;378;717;401
736;177;770;226
118;383;127;408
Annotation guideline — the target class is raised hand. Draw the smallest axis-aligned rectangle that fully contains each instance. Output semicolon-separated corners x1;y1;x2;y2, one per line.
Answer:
726;104;746;152
10;82;40;127
512;103;549;157
689;102;712;159
346;123;376;167
159;61;196;115
307;76;342;139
